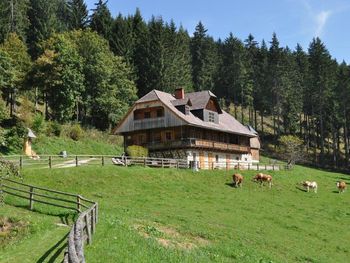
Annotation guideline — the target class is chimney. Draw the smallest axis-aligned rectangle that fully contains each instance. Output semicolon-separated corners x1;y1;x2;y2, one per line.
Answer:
174;88;185;99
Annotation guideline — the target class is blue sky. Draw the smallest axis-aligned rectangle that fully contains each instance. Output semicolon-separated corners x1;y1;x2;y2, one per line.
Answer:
86;0;350;63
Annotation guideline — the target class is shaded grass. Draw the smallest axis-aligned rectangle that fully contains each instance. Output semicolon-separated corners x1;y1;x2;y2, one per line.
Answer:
0;205;71;263
3;164;348;263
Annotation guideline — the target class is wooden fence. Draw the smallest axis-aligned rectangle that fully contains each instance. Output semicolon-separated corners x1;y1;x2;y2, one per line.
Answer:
1;155;285;171
0;155;189;170
0;177;98;263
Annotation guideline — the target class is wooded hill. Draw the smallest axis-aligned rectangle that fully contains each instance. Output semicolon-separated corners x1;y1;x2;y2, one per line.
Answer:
0;0;349;170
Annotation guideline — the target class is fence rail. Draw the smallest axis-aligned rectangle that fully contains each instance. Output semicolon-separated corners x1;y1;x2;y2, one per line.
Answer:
0;155;286;171
0;177;97;263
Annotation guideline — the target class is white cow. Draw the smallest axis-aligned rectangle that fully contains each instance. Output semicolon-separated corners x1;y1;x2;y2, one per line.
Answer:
302;181;318;193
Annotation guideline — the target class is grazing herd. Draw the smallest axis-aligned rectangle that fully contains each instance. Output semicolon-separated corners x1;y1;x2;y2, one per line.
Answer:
232;172;347;194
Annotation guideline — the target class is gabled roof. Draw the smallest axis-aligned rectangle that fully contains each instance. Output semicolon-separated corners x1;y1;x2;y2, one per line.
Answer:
171;98;192;107
184;90;222;113
117;89;256;137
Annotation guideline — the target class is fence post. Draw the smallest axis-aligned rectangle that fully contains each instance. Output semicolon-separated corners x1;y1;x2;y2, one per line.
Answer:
265;164;267;170
102;156;105;166
85;213;92;245
19;156;23;169
212;162;214;170
161;159;164;168
77;195;81;212
144;157;146;167
29;186;34;210
75;156;78;167
176;160;179;169
257;163;259;170
49;156;52;169
91;208;95;234
248;163;250;170
273;164;275;171
0;178;3;204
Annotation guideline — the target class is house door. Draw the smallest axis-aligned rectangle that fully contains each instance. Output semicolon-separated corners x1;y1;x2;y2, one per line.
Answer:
208;153;213;169
226;154;230;170
199;151;204;169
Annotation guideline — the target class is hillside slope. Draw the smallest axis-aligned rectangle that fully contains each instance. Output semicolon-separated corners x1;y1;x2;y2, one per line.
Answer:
3;165;349;263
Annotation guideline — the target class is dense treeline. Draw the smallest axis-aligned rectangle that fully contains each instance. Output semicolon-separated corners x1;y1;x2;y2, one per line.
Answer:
0;0;349;169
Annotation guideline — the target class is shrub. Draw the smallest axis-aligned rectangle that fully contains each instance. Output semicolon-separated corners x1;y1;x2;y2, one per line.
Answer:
46;121;62;137
31;113;46;135
2;122;27;154
69;124;84;141
126;145;148;157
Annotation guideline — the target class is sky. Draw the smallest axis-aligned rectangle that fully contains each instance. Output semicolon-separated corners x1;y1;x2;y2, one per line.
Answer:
86;0;350;63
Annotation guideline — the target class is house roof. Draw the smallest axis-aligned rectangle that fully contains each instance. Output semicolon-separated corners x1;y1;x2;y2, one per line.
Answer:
170;98;192;107
130;89;256;137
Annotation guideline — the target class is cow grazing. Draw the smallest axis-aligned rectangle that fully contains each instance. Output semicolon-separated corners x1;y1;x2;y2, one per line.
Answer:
253;173;273;188
232;173;244;188
336;181;347;193
301;181;318;193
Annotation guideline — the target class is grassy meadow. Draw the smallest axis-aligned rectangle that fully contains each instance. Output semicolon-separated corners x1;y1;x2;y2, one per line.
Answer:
1;164;350;262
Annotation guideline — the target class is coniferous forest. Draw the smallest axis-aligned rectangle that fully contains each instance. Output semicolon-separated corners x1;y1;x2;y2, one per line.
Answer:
0;0;349;170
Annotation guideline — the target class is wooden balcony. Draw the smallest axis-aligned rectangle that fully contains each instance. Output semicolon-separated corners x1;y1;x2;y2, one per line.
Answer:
144;138;250;153
133;117;165;130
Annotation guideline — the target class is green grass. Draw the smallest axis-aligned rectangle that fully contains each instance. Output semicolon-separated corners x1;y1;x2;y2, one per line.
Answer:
32;135;123;155
0;205;72;263
3;164;350;262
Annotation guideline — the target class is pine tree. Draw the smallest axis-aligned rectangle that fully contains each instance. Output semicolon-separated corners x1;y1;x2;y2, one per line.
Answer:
27;0;60;58
67;0;88;30
90;0;113;41
110;14;134;61
308;37;337;164
191;21;218;91
267;33;284;145
0;0;29;43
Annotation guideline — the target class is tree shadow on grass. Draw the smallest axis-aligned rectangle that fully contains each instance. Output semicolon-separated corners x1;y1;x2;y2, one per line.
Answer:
36;232;69;263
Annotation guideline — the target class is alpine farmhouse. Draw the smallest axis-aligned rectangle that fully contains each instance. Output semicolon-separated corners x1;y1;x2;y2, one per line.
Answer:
113;88;260;169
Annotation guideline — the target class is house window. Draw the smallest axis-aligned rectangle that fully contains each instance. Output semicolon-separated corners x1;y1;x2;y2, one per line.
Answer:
156;108;164;117
166;132;172;141
208;112;215;122
144;112;151;119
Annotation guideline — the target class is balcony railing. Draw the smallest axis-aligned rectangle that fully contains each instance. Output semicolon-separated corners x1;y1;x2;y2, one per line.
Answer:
143;138;250;153
133;117;165;130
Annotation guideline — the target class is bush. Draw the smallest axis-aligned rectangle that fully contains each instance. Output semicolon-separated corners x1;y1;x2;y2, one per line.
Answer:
46;121;62;137
126;145;148;157
31;113;46;134
69;124;84;141
2;122;27;154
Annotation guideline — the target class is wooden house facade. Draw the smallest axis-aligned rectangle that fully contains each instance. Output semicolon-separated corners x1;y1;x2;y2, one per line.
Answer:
113;88;260;169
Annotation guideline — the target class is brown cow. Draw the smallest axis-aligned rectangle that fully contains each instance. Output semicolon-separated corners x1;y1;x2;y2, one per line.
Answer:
232;173;244;188
336;181;347;193
253;173;273;188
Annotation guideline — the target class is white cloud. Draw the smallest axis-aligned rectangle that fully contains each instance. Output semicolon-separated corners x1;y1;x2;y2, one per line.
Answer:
314;10;332;37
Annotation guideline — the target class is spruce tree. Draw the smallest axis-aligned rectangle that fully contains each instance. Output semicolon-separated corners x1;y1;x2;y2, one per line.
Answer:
90;0;113;41
67;0;88;30
0;0;29;43
27;0;60;58
190;21;218;91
